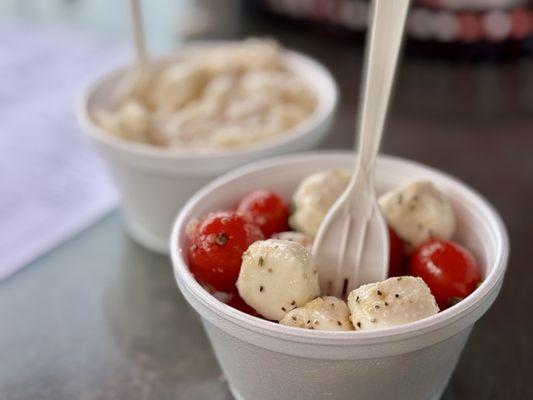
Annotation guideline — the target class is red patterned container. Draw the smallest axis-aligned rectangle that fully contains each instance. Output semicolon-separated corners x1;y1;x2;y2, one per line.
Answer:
253;0;533;59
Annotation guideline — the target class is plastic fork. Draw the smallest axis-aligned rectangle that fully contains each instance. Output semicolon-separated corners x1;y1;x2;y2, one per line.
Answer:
114;0;150;102
312;0;411;297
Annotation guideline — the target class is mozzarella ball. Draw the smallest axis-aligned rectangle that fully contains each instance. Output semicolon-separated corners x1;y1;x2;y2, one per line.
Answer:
379;181;455;250
280;296;354;331
236;239;320;321
270;231;313;250
289;170;350;236
347;276;439;331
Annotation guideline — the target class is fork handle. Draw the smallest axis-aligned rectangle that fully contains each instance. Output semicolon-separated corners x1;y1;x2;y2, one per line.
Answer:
355;0;411;177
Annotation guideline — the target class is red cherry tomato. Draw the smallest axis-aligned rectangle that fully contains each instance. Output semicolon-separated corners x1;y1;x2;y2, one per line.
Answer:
388;227;407;277
409;238;482;309
227;293;261;317
236;189;289;237
187;211;264;292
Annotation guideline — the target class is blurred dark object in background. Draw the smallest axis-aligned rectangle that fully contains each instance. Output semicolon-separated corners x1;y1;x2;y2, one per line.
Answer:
252;0;533;60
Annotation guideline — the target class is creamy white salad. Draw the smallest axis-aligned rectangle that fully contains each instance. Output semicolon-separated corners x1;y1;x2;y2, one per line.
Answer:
94;39;317;150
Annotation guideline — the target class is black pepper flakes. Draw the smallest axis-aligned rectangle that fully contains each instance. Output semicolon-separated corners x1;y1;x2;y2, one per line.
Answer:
384;302;389;306
259;286;264;292
290;300;296;306
377;290;382;296
281;307;286;312
356;296;360;303
214;233;228;246
370;318;377;323
374;304;380;309
395;294;400;298
337;321;342;326
357;322;361;328
291;316;297;321
258;256;264;267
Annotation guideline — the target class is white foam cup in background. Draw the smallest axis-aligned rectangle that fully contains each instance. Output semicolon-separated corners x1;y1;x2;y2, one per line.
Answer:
171;152;509;400
77;44;338;253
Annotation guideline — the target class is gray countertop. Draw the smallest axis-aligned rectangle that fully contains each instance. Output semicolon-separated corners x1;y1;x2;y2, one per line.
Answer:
0;214;232;400
2;5;533;400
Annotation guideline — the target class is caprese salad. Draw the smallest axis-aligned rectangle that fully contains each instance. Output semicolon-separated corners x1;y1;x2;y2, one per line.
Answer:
183;170;482;331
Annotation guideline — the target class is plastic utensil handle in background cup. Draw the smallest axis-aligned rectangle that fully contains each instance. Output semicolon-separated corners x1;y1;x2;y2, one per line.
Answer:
113;0;149;102
312;0;411;296
130;0;147;68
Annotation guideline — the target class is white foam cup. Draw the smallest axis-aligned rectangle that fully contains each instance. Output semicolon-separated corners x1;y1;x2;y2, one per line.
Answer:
77;44;338;253
171;152;509;400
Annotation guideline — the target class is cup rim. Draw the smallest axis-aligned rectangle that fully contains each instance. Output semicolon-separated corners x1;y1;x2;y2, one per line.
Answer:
76;41;338;162
170;151;509;345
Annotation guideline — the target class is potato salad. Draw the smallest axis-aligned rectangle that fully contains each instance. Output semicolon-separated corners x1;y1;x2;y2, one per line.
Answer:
94;39;317;150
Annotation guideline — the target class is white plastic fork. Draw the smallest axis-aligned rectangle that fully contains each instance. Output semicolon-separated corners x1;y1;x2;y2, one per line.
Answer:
312;0;411;297
114;0;150;102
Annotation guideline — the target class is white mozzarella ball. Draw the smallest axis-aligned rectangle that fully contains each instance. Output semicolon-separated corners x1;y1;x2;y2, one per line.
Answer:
270;231;313;250
280;296;354;331
347;276;439;331
236;239;320;321
289;170;350;236
379;181;455;250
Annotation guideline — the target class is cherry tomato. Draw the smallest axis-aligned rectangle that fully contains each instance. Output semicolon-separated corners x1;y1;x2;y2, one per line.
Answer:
227;292;261;317
388;227;407;277
237;189;289;237
187;211;264;292
409;238;481;309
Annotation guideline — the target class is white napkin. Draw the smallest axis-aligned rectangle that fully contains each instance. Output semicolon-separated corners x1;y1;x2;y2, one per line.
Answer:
0;23;127;280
